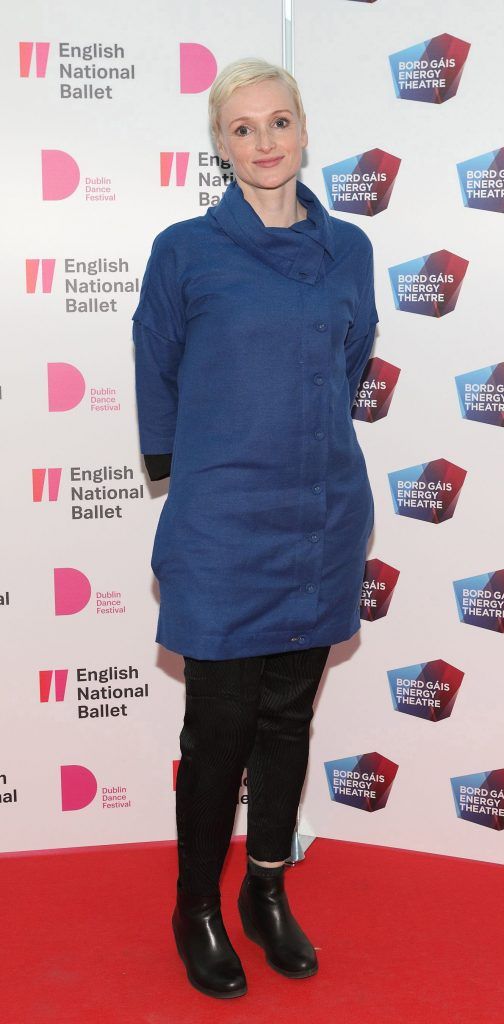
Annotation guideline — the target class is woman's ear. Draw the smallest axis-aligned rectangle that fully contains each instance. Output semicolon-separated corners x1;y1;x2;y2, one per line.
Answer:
301;117;308;149
214;123;229;163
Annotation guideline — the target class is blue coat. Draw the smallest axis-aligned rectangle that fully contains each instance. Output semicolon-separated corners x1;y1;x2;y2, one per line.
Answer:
132;178;379;660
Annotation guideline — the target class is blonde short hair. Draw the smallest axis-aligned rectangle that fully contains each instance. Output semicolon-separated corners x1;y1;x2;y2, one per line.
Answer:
208;57;305;145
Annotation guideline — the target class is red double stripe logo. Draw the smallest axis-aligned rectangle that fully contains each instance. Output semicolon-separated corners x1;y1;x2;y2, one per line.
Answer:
19;42;50;78
26;259;56;293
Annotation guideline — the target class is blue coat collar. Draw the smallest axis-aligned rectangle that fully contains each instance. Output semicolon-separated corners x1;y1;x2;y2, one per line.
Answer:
208;178;336;286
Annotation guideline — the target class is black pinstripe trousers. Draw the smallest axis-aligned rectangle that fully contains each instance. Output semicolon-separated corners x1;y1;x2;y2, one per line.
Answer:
175;645;331;895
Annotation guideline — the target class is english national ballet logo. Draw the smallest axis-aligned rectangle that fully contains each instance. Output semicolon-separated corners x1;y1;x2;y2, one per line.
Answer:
451;770;504;830
457;148;504;213
163;150;235;207
387;660;464;722
41;150;116;202
19;41;135;101
388;458;466;524
324;752;398;812
26;257;139;313
60;765;131;811
455;363;504;427
53;568;126;617
389;33;471;104
353;358;401;422
32;464;144;519
40;664;148;718
360;558;400;621
47;363;121;415
453;570;504;634
322;149;401;216
388;250;469;317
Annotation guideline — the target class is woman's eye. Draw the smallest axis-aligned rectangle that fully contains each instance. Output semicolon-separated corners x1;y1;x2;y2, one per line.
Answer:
234;118;290;137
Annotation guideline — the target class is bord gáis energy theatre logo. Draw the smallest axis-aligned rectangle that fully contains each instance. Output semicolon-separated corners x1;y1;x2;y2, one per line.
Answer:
322;148;401;217
388;459;466;524
453;570;504;634
388;250;468;317
455;362;504;427
389;33;470;104
324;752;399;812
387;660;464;722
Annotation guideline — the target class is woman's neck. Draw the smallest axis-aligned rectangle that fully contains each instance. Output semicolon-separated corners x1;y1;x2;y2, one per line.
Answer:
237;176;306;228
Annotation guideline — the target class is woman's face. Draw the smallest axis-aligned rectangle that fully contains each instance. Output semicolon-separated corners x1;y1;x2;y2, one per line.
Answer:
215;77;308;192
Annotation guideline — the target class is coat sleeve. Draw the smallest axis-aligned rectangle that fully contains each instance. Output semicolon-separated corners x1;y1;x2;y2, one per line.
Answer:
131;231;186;478
344;244;379;408
142;452;173;481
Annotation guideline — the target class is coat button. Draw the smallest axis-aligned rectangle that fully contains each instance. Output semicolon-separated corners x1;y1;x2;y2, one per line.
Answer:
314;429;325;440
315;322;328;332
313;374;325;386
312;483;322;494
298;635;306;644
305;583;316;592
309;532;320;543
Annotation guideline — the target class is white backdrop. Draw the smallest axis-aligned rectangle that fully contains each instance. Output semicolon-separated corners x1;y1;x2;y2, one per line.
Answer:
1;0;503;864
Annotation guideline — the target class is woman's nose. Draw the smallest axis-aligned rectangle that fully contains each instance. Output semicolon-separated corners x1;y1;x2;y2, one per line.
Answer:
255;127;275;151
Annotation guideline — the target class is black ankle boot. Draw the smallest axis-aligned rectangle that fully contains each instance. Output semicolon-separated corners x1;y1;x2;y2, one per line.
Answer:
238;861;318;978
172;882;247;998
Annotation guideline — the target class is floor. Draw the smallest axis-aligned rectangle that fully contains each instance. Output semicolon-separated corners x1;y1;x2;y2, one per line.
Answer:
2;834;502;1024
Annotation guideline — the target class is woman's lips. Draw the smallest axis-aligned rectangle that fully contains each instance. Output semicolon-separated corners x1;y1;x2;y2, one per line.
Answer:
254;156;284;167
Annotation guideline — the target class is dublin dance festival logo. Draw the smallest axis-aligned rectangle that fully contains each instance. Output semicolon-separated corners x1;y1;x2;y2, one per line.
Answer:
60;765;131;811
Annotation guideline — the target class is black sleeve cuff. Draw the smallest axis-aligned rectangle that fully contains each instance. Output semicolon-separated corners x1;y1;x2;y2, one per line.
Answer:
143;453;172;481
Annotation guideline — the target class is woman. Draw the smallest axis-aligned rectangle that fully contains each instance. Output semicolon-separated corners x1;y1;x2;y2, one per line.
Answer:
132;57;378;999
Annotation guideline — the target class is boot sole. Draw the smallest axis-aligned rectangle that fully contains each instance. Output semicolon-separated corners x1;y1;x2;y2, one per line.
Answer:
238;898;318;979
172;917;247;999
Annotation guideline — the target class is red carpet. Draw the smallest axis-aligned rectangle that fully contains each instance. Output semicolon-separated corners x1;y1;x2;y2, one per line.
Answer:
1;835;502;1024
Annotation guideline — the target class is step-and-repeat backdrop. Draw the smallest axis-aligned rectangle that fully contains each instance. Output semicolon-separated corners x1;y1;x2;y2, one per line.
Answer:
2;0;503;863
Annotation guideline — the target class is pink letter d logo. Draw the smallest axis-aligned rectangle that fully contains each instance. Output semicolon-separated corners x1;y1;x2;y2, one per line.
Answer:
61;765;97;811
41;149;80;200
54;567;91;615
